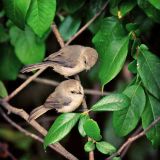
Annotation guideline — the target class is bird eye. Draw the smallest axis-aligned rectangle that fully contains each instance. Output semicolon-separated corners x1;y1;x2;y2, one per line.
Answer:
71;90;76;94
70;90;82;94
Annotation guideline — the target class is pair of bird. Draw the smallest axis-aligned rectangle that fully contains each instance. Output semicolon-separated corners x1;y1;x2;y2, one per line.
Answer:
21;45;98;121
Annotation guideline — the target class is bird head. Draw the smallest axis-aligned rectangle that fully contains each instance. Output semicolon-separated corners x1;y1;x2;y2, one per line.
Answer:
82;47;98;70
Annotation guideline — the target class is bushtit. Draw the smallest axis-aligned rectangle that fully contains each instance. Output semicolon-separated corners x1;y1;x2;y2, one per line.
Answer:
28;79;84;121
21;45;98;77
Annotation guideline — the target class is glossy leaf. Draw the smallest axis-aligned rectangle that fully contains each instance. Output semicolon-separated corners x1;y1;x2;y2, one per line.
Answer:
128;60;137;74
126;23;139;32
59;15;81;41
138;0;160;23
0;44;22;80
142;93;160;147
120;0;136;17
113;85;146;136
78;114;90;137
113;157;121;160
137;44;160;99
92;93;130;111
84;141;95;152
110;0;122;7
96;141;116;155
0;81;8;98
0;24;9;43
62;0;85;13
111;0;136;17
83;119;102;141
3;0;31;29
92;17;129;86
44;113;80;148
85;0;105;33
149;0;160;10
27;0;56;37
9;26;45;65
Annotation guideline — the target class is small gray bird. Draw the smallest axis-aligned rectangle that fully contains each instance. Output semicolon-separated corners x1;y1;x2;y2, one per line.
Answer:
28;79;84;121
21;45;98;77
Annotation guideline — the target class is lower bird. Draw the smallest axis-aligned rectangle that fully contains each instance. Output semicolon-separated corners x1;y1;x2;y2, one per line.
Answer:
21;45;98;77
28;79;84;121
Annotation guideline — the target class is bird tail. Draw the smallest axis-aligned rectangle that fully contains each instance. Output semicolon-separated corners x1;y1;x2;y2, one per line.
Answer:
28;105;50;122
21;62;51;73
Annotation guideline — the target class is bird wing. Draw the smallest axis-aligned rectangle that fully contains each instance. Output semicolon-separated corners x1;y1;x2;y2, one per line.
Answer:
45;46;81;68
44;94;72;109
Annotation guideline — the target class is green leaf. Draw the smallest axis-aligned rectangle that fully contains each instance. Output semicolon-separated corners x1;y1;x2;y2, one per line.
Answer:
0;43;22;80
78;114;90;137
62;0;85;13
92;17;129;86
0;81;8;98
96;141;116;155
9;25;45;65
138;0;160;23
113;85;146;136
128;60;137;74
142;93;160;147
126;23;139;32
110;0;122;8
91;93;130;111
85;0;105;33
59;15;81;41
110;0;136;17
44;113;80;148
83;119;102;141
149;0;160;10
0;24;9;43
120;0;136;17
27;0;56;37
137;45;160;100
3;0;31;29
113;157;121;160
84;141;95;152
0;127;32;150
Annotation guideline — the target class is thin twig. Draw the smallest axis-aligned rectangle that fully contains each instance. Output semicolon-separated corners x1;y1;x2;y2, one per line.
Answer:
106;117;160;160
65;0;109;45
4;68;46;102
51;24;65;47
121;126;142;158
18;74;109;96
0;100;78;160
0;108;68;154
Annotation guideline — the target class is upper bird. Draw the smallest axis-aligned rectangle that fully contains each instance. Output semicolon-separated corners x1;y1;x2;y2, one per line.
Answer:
28;79;84;121
21;45;98;77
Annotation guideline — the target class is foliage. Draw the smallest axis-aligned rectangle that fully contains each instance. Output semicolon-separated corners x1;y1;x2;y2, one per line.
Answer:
1;0;160;159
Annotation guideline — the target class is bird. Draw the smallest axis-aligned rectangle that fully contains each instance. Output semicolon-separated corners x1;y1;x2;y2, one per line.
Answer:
21;45;98;77
28;79;84;121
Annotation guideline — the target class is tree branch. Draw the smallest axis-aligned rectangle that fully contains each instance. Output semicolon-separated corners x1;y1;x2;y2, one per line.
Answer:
121;126;142;158
0;108;68;155
51;24;65;48
18;74;109;96
65;0;109;45
0;100;78;160
4;69;46;102
106;117;160;160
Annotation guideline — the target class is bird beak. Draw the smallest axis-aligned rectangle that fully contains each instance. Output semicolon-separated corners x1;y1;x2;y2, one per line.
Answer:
78;90;83;94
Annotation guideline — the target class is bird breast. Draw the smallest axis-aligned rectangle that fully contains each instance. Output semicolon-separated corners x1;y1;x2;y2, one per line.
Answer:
57;95;83;112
